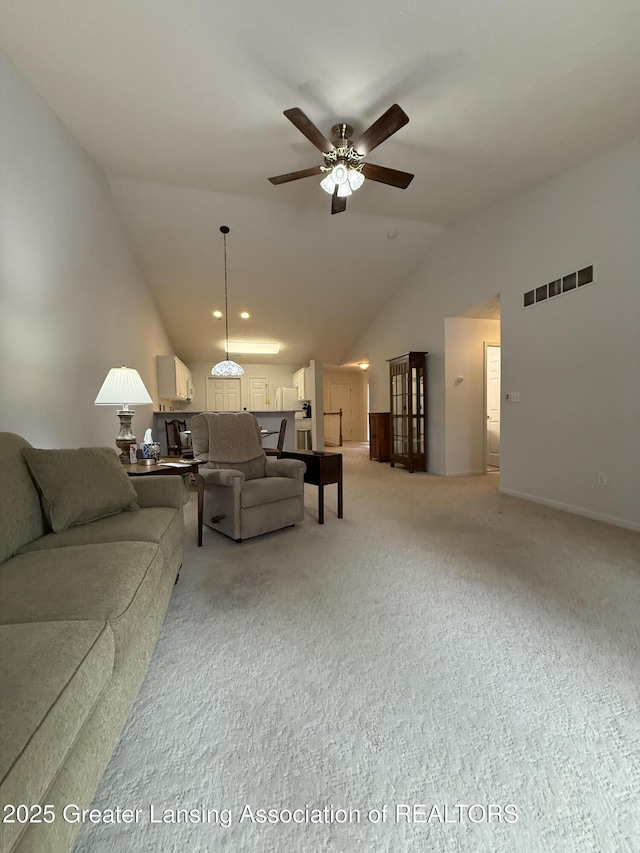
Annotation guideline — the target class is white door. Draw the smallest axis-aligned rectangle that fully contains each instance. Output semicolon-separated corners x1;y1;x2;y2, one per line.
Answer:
326;382;353;444
485;345;501;469
248;376;268;410
206;377;242;411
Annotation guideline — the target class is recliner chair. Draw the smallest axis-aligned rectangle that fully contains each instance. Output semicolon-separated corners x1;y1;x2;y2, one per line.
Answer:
190;411;306;542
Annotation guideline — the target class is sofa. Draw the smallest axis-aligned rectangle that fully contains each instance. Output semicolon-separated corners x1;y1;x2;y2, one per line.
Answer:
0;433;184;853
190;411;306;541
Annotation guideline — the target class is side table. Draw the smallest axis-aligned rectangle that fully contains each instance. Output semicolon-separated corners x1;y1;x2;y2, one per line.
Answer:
281;450;343;524
122;459;204;546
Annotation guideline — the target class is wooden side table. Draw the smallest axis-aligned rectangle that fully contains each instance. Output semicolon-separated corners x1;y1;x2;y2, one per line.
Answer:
369;412;391;462
281;450;343;524
122;459;204;546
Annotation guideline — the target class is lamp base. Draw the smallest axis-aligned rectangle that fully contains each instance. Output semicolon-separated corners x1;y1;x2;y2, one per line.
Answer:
115;409;136;464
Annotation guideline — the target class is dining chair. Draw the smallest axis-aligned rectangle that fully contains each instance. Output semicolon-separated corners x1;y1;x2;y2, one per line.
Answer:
265;418;287;457
165;418;187;456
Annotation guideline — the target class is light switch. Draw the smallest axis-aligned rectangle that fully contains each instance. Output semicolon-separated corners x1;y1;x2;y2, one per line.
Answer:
506;392;520;402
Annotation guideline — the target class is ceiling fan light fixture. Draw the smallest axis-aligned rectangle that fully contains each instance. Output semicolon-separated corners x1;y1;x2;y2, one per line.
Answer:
332;162;349;185
320;173;336;194
348;169;365;192
320;166;364;196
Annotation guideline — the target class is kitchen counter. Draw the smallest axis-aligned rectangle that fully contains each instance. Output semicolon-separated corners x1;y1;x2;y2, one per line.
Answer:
250;410;297;451
153;410;298;454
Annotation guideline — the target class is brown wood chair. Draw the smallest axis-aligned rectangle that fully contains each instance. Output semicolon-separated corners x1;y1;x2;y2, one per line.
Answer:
265;418;287;457
165;418;187;456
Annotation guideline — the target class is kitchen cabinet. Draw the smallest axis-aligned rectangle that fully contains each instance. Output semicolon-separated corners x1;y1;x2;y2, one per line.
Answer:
157;355;194;402
292;368;306;400
388;352;428;473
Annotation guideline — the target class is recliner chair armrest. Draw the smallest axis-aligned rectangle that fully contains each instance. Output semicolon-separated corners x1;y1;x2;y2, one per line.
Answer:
265;458;306;480
200;467;246;487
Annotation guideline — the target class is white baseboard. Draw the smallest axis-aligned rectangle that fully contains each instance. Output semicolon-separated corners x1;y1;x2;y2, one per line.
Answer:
498;486;640;532
446;469;486;477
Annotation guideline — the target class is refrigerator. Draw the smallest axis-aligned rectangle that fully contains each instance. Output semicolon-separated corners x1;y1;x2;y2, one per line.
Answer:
274;387;301;410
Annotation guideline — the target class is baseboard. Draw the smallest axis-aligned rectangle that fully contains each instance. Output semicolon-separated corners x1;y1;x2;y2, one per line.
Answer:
498;486;640;532
445;469;486;477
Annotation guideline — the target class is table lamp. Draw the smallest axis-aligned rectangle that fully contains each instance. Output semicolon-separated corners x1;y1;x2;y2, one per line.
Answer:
94;366;153;463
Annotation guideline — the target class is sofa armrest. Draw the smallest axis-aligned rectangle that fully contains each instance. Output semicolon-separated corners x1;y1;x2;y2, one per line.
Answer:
265;458;306;481
133;476;184;509
200;468;246;488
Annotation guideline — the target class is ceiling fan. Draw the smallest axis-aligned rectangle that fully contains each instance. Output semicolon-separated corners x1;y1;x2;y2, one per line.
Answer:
268;104;414;214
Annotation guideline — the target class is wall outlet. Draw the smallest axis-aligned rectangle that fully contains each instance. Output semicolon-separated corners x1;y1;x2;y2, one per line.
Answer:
596;471;607;486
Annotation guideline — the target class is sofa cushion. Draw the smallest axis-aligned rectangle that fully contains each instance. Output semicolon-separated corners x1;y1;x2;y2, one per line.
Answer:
0;433;47;564
240;475;304;509
0;621;114;853
0;542;162;665
22;446;139;532
18;506;179;551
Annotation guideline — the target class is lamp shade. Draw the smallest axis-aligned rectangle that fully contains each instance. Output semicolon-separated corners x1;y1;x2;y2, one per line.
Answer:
94;366;153;409
321;166;365;196
211;359;244;377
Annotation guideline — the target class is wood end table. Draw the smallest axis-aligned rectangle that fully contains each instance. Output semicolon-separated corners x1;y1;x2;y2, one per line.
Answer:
281;450;343;524
122;458;204;546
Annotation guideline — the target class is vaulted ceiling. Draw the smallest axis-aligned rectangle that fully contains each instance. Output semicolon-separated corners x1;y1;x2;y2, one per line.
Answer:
2;0;639;366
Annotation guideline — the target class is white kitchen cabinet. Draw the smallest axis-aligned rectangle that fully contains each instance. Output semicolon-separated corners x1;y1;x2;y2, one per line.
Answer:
157;355;194;402
292;368;306;400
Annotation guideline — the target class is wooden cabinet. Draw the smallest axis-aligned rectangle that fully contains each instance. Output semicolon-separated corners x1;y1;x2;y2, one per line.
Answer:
157;356;194;402
388;352;428;473
369;412;391;462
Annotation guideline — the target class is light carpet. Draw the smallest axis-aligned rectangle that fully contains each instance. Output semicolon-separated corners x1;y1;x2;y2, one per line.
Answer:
74;445;640;853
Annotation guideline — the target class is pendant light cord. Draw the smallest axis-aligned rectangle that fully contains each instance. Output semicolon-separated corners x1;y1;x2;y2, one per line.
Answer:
221;225;230;361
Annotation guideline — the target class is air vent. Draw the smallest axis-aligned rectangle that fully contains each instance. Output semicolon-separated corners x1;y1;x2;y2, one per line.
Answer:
523;265;594;309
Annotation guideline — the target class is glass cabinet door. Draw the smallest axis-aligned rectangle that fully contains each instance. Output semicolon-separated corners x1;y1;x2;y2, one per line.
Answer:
388;352;428;472
391;364;408;456
410;365;425;455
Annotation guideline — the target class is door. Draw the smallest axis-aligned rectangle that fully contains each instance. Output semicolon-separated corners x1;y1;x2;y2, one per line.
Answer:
206;377;242;411
248;376;268;410
326;382;353;444
485;344;501;469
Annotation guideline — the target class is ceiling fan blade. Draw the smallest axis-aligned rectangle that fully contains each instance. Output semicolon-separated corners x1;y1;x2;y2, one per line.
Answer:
352;104;409;156
268;166;323;185
361;162;414;189
283;108;333;153
331;189;347;215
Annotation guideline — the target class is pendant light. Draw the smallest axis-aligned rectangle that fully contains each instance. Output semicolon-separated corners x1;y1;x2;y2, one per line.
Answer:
211;225;244;378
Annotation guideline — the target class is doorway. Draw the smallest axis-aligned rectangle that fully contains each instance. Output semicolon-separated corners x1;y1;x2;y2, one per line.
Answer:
484;343;501;470
206;377;242;411
326;382;353;445
247;376;268;410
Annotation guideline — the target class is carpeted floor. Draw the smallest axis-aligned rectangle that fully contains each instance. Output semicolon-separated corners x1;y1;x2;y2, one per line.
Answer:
74;444;640;852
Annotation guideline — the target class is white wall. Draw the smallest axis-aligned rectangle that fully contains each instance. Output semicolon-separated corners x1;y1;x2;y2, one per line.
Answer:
351;139;640;529
444;318;500;475
183;362;302;412
0;50;174;448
